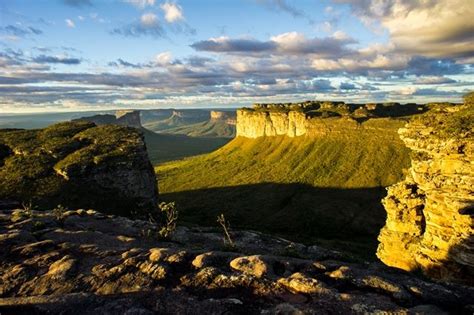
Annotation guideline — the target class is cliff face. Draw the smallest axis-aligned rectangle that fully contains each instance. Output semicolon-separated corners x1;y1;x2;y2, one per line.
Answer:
0;122;158;216
236;109;404;140
74;110;142;129
236;110;307;138
377;105;474;284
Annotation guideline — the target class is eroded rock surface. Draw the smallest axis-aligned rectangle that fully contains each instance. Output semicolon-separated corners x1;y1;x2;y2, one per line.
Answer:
377;105;474;284
0;209;472;314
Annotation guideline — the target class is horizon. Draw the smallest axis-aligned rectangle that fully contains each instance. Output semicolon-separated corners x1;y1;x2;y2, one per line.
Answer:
1;0;473;113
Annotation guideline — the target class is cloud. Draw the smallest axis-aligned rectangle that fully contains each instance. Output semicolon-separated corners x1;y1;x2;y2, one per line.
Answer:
124;0;155;9
414;76;456;85
108;58;143;68
62;0;92;7
160;1;184;23
111;13;164;38
65;19;76;28
32;54;82;65
191;32;356;57
0;25;43;37
340;82;356;90
256;0;314;24
140;13;158;26
336;0;474;59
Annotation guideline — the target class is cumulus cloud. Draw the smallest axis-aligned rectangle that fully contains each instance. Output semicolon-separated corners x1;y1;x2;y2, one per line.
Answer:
160;1;184;23
191;32;356;57
65;19;76;28
336;0;474;59
414;76;456;85
140;13;158;26
32;54;81;65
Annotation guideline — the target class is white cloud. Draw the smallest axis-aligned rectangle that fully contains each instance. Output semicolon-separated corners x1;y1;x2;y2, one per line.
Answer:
160;1;184;23
124;0;155;9
155;51;172;65
65;19;75;28
140;13;158;26
338;0;474;59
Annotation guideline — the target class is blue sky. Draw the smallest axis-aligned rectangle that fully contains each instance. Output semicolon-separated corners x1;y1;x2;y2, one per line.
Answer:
0;0;473;112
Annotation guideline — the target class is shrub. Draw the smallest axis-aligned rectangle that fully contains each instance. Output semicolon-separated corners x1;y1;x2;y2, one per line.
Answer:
217;213;235;249
154;201;179;239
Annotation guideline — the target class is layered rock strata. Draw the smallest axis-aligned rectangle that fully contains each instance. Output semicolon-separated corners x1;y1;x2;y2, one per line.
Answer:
377;107;473;284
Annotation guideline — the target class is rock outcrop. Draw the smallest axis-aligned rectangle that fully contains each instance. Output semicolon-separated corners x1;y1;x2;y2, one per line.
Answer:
377;105;474;284
236;107;410;139
0;208;472;314
73;110;142;129
0;122;158;216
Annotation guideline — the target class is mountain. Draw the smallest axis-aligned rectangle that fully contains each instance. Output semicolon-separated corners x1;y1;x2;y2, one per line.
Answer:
0;121;158;216
155;101;444;254
143;109;210;132
73;110;142;129
162;110;236;138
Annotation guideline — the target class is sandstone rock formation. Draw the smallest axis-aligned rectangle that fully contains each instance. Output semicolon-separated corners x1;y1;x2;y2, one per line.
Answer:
377;105;474;284
210;110;237;125
73;110;142;129
1;208;472;313
0;122;158;216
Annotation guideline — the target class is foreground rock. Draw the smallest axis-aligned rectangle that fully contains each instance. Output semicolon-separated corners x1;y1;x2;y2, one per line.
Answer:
0;122;158;216
0;209;472;314
377;104;473;284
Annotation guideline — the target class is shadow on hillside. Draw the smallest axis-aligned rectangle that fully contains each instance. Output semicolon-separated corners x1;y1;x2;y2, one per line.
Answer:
160;183;388;256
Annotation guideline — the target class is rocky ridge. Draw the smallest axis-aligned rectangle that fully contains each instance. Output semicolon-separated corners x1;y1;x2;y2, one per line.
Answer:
73;110;142;129
0;122;158;216
1;208;473;314
377;105;474;284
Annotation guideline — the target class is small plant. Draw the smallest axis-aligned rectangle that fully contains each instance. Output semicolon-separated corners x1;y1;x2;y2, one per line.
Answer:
21;200;35;217
217;213;235;249
32;220;45;231
155;201;178;239
53;204;67;226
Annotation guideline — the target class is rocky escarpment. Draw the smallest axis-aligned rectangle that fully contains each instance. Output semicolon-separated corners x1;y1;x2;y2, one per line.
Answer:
1;208;473;314
235;101;427;139
210;110;237;125
73;110;142;129
0;122;158;216
377;105;474;284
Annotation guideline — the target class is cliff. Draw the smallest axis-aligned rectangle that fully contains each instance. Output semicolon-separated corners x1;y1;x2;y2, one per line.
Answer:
377;104;474;284
73;110;142;129
1;208;472;313
0;122;158;216
236;107;412;141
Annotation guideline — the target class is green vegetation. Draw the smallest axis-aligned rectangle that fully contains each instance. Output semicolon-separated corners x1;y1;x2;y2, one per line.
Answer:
416;94;473;139
142;128;231;164
0;122;157;216
155;123;411;258
160;120;236;138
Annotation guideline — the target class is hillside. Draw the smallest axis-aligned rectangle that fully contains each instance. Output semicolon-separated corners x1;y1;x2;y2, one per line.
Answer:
142;128;231;164
156;115;413;255
162;111;236;138
143;110;209;132
0;122;158;216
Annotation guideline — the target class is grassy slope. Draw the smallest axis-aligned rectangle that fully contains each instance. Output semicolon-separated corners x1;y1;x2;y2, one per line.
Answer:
156;119;411;257
142;128;231;164
162;120;236;138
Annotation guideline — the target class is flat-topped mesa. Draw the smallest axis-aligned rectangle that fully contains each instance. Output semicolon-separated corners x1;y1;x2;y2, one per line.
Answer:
171;109;209;119
236;101;429;139
377;103;474;284
115;110;142;128
73;110;142;129
0;121;158;217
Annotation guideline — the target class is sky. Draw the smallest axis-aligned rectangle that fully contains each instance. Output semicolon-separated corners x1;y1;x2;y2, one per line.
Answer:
0;0;473;113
